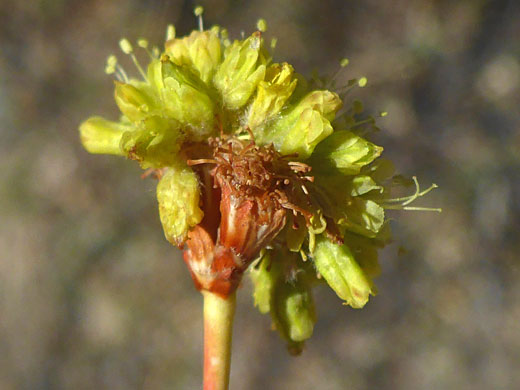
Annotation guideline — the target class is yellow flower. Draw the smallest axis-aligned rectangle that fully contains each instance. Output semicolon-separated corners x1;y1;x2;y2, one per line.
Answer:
79;10;439;352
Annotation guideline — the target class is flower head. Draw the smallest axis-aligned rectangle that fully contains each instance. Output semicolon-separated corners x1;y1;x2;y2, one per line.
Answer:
79;10;439;353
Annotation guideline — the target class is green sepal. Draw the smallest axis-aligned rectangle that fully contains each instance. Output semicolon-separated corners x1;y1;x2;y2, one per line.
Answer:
148;58;215;139
156;162;204;246
285;215;307;253
213;32;268;110
120;116;182;169
79;116;128;155
114;81;157;123
313;173;385;237
338;198;385;238
313;236;373;308
346;175;383;196
310;130;383;175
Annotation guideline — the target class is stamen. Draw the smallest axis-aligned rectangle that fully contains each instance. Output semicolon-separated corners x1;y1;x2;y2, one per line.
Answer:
137;38;156;60
115;64;129;83
351;117;375;129
337;78;363;98
104;55;117;75
194;6;204;31
187;159;218;166
358;77;368;87
119;38;148;81
381;177;441;212
131;54;148;81
402;206;442;212
327;57;350;88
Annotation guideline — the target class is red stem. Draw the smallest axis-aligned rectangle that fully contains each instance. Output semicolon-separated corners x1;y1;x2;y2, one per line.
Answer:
203;291;236;390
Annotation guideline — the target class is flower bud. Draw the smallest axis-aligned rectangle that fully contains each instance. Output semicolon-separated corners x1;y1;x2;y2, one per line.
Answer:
157;163;204;246
263;90;342;159
250;251;281;314
213;32;267;110
310;130;383;175
271;277;316;355
79;116;128;156
313;236;374;308
166;30;222;84
248;62;297;131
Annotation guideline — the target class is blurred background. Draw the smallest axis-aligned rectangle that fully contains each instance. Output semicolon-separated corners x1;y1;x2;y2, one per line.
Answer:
1;0;519;389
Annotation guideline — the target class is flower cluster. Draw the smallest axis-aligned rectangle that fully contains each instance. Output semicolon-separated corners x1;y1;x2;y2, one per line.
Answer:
79;10;439;353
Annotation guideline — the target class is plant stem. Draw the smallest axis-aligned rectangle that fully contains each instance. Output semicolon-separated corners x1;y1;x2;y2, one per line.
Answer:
203;290;236;390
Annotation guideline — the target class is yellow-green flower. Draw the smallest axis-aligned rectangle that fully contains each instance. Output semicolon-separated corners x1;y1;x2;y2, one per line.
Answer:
79;11;439;353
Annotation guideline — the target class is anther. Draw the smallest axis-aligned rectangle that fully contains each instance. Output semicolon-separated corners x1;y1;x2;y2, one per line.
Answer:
166;24;176;41
119;38;133;54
